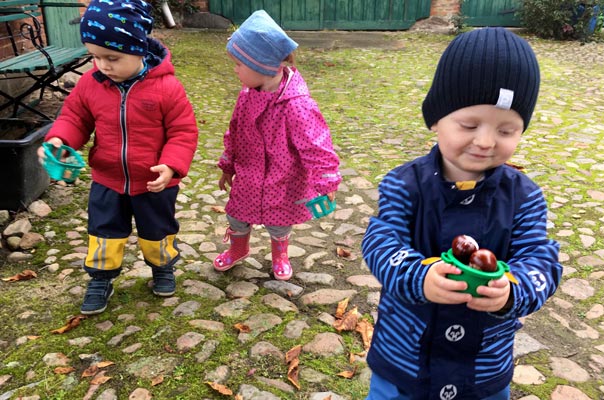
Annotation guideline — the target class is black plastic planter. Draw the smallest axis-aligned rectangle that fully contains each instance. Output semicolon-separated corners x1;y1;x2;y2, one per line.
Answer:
0;119;51;210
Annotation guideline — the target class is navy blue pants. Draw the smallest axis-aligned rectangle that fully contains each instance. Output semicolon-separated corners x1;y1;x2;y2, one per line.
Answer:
84;182;180;279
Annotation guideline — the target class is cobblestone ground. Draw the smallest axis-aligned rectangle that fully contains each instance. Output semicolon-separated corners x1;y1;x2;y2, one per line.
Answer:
1;30;604;399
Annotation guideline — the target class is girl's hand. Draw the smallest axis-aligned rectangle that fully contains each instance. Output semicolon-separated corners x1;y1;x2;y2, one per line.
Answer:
147;164;174;192
219;172;233;192
326;191;336;202
466;276;511;313
37;137;63;164
424;261;473;305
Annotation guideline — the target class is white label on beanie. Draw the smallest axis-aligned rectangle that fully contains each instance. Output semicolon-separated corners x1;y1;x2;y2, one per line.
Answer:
495;88;514;110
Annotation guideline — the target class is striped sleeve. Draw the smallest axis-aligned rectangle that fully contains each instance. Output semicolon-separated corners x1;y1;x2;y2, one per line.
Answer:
494;187;562;319
361;169;430;304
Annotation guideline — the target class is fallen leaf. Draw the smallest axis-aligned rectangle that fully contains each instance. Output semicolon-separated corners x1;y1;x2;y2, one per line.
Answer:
287;357;300;390
26;335;41;341
206;381;233;395
164;343;176;353
82;365;98;378
51;315;87;334
337;366;357;379
234;323;251;333
151;375;164;386
336;247;351;258
2;269;37;282
285;344;302;363
54;366;75;374
96;361;114;368
246;368;256;376
322;396;332;400
335;298;349;319
90;371;111;385
234;395;243;400
355;319;374;350
211;206;226;214
333;306;358;332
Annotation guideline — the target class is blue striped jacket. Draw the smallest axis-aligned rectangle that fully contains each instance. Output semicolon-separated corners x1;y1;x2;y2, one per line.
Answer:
362;145;562;400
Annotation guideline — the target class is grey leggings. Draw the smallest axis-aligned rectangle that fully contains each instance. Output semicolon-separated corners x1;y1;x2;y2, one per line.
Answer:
227;214;292;238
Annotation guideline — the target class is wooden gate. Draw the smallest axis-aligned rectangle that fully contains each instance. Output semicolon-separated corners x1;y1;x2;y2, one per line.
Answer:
462;0;521;27
209;0;431;30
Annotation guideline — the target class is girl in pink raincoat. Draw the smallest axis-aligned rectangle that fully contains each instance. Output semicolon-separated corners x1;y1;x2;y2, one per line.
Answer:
215;10;341;281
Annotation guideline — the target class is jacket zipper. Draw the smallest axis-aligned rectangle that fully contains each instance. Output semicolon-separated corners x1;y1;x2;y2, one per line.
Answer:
118;81;139;195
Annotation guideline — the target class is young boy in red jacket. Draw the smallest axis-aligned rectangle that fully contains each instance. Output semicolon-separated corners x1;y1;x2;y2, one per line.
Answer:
38;0;198;315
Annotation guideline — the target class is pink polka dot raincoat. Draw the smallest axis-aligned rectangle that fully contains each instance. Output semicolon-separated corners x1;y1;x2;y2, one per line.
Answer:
218;67;341;226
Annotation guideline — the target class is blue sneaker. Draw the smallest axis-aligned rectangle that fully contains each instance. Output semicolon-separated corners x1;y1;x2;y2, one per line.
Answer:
152;266;175;297
80;279;114;315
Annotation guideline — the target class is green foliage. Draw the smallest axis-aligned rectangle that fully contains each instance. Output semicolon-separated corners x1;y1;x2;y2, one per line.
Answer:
451;0;469;35
518;0;604;42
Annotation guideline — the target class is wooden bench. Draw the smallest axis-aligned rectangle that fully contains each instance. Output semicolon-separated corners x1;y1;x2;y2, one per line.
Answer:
0;0;90;120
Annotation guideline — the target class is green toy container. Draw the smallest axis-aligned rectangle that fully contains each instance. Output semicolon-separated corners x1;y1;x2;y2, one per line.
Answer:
42;142;85;183
441;249;510;297
305;195;336;219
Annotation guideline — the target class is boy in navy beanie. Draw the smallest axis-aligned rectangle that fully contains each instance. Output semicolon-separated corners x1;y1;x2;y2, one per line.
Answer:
362;28;561;399
38;0;198;315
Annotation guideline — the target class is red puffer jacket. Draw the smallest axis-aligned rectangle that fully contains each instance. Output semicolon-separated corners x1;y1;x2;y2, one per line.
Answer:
47;39;198;196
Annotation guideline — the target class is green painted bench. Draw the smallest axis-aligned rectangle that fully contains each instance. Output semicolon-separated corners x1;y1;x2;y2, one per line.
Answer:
0;0;90;120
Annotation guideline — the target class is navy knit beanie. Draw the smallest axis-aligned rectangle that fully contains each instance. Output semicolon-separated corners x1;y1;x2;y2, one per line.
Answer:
422;27;540;132
80;0;153;55
227;10;298;76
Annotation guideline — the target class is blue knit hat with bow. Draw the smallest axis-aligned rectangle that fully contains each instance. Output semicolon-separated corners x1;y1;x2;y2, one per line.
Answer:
227;10;298;76
422;27;540;132
80;0;153;55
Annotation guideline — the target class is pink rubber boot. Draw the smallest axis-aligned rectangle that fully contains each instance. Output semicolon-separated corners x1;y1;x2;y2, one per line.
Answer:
271;235;292;280
213;228;250;272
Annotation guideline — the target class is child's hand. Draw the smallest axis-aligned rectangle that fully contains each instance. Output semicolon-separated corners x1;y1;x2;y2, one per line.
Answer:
219;172;233;191
466;276;511;313
147;164;174;192
326;191;336;201
37;137;63;164
424;261;473;305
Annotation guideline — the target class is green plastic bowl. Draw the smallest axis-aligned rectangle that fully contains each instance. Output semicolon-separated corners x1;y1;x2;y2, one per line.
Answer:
441;249;509;297
42;142;85;183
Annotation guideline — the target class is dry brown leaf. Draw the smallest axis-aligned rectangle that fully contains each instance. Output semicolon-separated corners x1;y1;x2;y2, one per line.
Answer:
234;395;243;400
285;344;302;363
206;381;233;395
337;366;357;379
336;247;351;258
51;315;87;334
164;343;176;353
333;306;358;332
349;351;355;364
234;323;251;333
355;319;374;350
54;366;75;374
151;375;164;386
2;269;37;282
96;361;114;368
287;357;300;390
335;298;349;319
246;368;256;376
90;371;111;385
322;395;332;400
211;206;226;214
26;335;41;340
82;365;98;378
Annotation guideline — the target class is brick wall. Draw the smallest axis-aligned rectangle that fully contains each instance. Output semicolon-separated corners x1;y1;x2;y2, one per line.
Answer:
430;0;461;17
0;19;42;60
195;0;208;11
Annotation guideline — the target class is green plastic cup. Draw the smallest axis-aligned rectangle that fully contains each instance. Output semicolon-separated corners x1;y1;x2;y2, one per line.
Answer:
441;249;510;297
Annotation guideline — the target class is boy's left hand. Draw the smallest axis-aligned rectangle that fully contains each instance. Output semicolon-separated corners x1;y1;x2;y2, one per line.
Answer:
466;276;511;313
147;164;174;192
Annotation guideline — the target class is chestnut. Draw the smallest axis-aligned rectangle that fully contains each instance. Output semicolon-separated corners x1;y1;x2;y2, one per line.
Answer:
469;249;498;272
451;235;479;264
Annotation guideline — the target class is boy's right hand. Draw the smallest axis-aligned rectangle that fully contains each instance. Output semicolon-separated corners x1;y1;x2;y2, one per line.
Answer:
424;261;473;304
37;137;64;164
218;172;233;192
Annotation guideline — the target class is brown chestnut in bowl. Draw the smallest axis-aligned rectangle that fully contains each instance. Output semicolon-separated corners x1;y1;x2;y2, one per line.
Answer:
451;235;479;265
469;249;498;272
